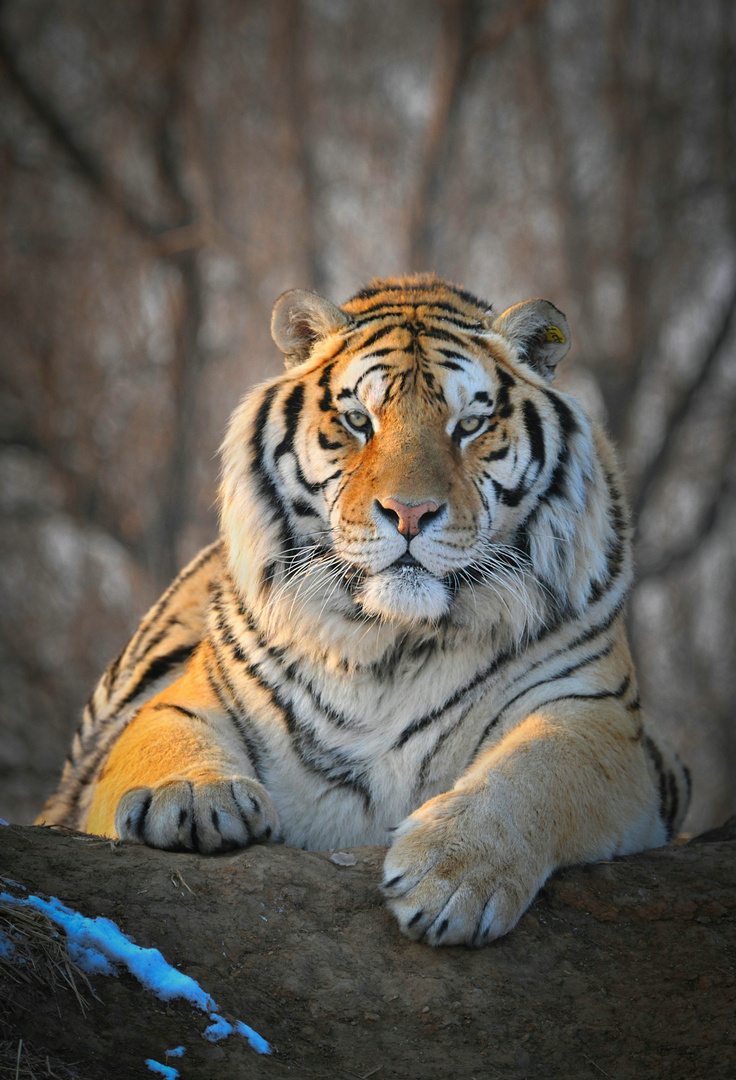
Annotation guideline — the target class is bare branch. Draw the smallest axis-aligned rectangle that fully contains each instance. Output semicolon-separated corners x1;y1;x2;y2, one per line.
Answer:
633;282;736;519
637;419;736;580
468;0;554;58
270;0;325;292
408;0;553;270
408;0;473;271
0;20;161;238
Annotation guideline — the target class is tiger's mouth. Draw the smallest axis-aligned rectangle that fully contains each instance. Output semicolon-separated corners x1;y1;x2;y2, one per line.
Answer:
354;555;451;625
392;551;422;568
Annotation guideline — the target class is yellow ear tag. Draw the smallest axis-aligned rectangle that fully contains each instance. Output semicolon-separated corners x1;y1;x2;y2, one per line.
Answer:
545;325;565;344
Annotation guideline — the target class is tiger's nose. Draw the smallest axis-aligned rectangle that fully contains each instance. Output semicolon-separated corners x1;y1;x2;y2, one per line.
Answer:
377;497;442;538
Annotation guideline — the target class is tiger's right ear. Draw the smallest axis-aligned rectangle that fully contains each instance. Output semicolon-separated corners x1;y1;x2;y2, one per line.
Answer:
271;289;351;369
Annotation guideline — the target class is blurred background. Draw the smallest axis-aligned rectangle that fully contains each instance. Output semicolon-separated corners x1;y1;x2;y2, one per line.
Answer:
0;0;734;833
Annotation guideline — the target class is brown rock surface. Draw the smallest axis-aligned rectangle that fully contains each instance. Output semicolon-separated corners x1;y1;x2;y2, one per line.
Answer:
1;821;734;1079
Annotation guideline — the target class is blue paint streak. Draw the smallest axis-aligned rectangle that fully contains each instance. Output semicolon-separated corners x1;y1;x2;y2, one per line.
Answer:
234;1018;272;1055
0;892;271;1054
0;893;214;1010
203;1012;270;1054
0;928;16;959
166;1047;186;1058
203;1012;232;1041
145;1060;179;1078
66;940;117;976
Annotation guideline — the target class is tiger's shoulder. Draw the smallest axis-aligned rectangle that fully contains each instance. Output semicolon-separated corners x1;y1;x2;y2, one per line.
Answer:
36;541;223;829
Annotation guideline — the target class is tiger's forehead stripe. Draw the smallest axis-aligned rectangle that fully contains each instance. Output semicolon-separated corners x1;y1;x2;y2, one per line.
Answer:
332;349;498;425
342;275;490;323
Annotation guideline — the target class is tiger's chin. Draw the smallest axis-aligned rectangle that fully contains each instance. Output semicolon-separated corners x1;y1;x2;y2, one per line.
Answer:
357;565;450;625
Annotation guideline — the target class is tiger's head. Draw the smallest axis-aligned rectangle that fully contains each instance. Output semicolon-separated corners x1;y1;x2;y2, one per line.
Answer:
220;277;629;658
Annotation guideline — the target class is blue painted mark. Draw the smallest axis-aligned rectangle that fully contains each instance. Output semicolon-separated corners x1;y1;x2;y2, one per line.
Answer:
145;1060;179;1078
0;892;272;1056
0;928;17;959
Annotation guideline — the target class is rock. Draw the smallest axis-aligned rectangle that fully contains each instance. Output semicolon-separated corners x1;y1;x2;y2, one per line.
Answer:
1;823;734;1079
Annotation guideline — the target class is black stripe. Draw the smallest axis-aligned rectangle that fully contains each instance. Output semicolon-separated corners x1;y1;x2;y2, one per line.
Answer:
318;361;336;412
122;541;221;664
353;362;393;393
471;643;616;759
350;307;404;324
84;692;97;729
509;601;624;687
492;366;515;420
450;285;489;310
417;700;476;787
203;656;266;782
117;643;197;712
541;391;577;501
274;383;304;460
104;647;125;692
389;595;625;752
603;469;627;582
418;300;481;325
482;445;509;462
492;477;526;508
349;282;406;302
290;498;319;517
351;299;482;329
151;703;205;722
529;673;631;713
251;384;299;551
210;587;371;807
392;654;506;750
665;770;679;834
643;735;670;838
547;390;578;437
127;613;188;672
682;763;692;802
318;430;343;451
419;326;470;350
260;562;277;593
523;399;545;472
211;587;252;663
437;349;471;366
358;324;400;350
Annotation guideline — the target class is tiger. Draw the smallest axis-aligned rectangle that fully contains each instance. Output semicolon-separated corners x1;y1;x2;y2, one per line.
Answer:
36;274;690;947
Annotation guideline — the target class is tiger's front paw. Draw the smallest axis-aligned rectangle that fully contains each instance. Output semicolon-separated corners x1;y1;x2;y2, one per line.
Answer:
115;776;281;854
381;790;551;947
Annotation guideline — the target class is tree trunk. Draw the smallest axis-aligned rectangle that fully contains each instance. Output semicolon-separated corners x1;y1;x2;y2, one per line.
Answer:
1;821;734;1079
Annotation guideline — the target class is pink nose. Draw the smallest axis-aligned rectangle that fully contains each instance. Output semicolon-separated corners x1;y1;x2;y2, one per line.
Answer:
378;498;440;538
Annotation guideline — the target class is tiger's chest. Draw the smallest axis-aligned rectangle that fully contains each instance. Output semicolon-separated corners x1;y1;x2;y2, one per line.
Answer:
231;633;513;850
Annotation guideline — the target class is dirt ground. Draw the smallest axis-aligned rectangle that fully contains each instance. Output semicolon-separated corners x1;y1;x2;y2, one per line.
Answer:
1;821;734;1080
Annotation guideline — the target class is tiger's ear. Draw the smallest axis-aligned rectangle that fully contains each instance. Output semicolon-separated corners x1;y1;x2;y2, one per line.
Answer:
271;289;351;368
492;299;571;382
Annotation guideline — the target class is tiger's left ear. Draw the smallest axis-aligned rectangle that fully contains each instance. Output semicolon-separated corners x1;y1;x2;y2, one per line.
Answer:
271;289;351;369
492;299;571;382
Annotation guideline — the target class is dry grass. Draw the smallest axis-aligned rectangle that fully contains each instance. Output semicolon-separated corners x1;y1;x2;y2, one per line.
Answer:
0;899;101;1079
0;1036;89;1080
0;902;100;1014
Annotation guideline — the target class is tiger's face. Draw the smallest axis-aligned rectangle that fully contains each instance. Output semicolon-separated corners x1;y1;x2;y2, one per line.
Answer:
311;318;557;625
221;278;595;641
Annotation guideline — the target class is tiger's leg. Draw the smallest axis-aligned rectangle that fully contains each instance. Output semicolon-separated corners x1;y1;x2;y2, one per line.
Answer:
84;642;280;853
382;700;689;947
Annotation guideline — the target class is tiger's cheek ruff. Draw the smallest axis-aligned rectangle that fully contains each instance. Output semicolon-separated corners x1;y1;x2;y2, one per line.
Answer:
38;276;691;951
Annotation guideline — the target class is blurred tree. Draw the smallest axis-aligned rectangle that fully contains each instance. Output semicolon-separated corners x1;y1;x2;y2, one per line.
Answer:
0;0;734;831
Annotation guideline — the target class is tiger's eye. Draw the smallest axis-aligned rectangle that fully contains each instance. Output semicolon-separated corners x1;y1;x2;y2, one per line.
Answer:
345;410;370;431
458;416;483;434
